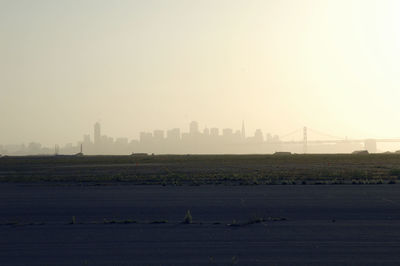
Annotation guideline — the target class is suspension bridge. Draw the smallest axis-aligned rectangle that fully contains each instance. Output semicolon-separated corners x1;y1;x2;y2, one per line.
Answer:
278;127;400;153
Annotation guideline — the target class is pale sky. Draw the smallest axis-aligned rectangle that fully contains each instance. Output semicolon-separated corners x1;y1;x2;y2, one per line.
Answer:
1;0;400;146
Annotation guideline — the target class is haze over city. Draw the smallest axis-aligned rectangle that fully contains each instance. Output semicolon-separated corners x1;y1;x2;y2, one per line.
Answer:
2;0;400;150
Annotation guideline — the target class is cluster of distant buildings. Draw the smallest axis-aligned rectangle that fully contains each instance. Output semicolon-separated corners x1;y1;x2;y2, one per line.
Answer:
1;121;370;156
0;142;78;156
0;121;283;156
80;121;282;155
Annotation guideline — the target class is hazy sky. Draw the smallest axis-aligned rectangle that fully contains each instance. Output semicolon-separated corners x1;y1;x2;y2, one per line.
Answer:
2;0;400;146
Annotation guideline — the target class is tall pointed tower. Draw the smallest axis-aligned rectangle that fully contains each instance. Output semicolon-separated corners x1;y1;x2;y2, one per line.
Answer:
241;120;246;140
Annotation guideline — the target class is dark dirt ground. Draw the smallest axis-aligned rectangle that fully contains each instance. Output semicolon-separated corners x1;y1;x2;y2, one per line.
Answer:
1;184;400;265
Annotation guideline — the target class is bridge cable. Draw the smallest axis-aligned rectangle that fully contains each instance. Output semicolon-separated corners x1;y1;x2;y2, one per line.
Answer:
280;128;303;139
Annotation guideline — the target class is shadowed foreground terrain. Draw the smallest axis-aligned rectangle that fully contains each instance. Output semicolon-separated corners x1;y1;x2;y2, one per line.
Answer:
1;184;400;265
1;155;400;265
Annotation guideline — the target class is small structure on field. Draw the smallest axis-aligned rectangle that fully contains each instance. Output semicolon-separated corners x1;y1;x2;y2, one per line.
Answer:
352;150;369;155
131;153;148;157
273;152;291;156
75;144;84;156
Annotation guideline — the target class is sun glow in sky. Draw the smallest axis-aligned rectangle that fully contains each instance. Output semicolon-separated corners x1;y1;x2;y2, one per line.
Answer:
1;0;400;147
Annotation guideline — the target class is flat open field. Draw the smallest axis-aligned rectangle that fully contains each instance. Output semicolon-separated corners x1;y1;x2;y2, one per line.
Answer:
1;154;400;184
1;155;400;265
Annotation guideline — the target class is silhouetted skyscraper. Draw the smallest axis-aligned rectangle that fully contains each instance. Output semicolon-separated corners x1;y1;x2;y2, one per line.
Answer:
241;120;246;140
83;134;91;144
190;121;199;136
210;128;219;137
153;130;164;141
254;129;263;143
223;128;233;142
140;132;152;143
223;128;233;137
94;122;101;145
303;126;308;154
203;127;210;136
167;128;180;141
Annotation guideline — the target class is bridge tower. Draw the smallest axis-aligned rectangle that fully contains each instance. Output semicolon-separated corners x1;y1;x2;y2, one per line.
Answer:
303;126;308;154
364;139;377;153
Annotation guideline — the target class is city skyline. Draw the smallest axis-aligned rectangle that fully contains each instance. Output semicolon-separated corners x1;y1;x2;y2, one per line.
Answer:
0;121;281;155
4;121;400;156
